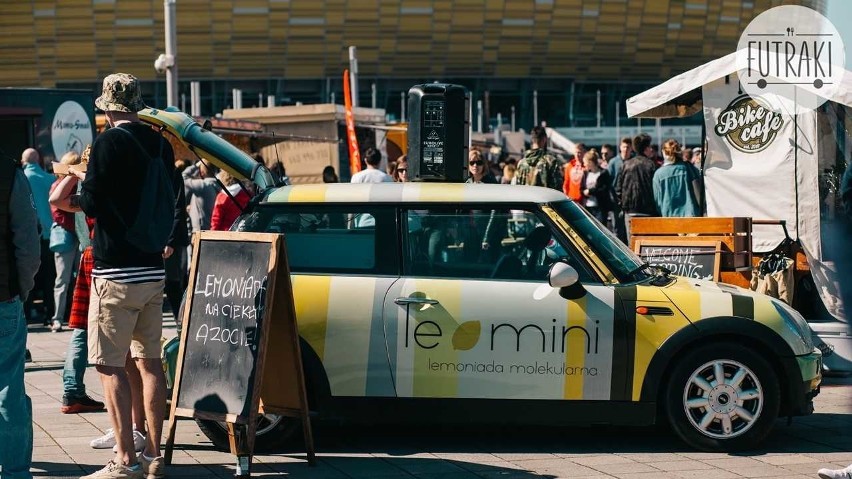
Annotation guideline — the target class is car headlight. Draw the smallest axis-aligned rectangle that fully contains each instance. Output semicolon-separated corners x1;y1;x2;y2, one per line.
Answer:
772;299;814;353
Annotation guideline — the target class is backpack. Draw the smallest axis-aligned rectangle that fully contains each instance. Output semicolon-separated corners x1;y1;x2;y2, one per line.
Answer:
526;159;546;187
114;127;175;254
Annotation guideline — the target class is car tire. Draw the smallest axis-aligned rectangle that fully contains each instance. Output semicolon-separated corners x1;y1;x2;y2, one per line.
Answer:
196;414;301;453
663;342;780;452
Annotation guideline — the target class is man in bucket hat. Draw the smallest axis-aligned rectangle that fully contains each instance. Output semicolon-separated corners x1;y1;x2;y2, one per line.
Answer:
68;73;175;479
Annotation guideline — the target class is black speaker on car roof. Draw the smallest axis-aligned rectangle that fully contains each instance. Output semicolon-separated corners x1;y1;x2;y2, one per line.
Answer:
407;83;470;182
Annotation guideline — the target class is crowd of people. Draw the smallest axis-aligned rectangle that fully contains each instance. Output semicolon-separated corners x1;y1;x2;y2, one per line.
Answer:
460;127;705;244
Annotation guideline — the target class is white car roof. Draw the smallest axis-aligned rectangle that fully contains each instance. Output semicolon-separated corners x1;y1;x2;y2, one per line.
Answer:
263;183;568;204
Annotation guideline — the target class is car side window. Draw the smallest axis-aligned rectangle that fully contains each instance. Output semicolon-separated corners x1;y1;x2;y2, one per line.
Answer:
404;207;594;282
249;206;397;275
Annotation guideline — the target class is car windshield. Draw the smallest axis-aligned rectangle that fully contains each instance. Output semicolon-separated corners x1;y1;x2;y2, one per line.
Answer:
549;200;651;283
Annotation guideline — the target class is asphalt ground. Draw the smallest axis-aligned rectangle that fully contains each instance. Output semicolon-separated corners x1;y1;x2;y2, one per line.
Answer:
24;315;852;479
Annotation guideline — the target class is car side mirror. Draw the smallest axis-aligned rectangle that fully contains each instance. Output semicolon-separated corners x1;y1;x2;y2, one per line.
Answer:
548;261;579;288
548;261;586;300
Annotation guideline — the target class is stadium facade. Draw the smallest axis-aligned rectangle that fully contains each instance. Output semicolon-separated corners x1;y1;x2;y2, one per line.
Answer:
2;0;823;128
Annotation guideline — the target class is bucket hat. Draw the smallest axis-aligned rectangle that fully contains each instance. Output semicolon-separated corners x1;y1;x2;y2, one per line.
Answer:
95;73;147;112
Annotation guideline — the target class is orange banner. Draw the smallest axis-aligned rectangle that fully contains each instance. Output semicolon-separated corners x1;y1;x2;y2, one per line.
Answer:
343;69;361;175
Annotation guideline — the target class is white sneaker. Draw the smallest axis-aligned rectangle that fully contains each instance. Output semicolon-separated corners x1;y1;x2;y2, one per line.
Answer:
90;428;146;452
819;464;852;479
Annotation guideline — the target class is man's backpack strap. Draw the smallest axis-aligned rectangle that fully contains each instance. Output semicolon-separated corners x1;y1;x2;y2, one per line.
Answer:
113;125;164;161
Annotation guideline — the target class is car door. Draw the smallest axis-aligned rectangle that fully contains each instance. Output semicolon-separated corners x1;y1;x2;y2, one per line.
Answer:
384;206;621;402
251;204;399;399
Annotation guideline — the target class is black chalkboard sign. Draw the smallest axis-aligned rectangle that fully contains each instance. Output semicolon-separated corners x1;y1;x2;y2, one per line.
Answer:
634;239;722;281
176;238;269;420
165;231;316;473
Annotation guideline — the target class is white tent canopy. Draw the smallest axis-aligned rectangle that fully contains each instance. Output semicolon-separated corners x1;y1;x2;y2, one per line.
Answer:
627;51;852;118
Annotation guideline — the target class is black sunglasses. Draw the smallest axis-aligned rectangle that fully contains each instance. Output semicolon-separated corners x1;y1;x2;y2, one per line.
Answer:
397;168;408;173
469;160;484;166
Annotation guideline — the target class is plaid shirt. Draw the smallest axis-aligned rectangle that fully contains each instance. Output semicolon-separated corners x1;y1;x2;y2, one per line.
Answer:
68;246;94;330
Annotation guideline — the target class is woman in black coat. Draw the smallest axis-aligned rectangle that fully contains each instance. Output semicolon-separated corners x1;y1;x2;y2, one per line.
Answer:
580;149;614;224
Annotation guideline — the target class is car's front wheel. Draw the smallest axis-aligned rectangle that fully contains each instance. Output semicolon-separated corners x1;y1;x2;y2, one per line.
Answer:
664;343;780;452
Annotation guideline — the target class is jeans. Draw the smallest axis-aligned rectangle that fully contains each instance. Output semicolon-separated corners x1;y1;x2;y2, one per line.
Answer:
51;244;79;323
61;328;88;398
0;297;33;479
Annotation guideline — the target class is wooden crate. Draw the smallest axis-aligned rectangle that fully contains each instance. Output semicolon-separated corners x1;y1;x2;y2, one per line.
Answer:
630;217;753;272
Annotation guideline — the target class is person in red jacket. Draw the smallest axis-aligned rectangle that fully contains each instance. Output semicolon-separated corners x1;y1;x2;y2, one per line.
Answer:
210;170;252;231
562;142;587;202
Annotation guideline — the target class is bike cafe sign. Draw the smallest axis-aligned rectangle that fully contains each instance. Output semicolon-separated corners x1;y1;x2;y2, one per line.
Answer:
713;95;784;154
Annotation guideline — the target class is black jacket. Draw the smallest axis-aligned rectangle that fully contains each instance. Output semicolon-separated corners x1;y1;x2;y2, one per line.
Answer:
79;122;176;269
615;155;657;215
581;169;614;212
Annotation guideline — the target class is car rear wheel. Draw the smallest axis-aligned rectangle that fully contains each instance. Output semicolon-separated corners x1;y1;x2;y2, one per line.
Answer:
664;343;779;452
196;413;300;452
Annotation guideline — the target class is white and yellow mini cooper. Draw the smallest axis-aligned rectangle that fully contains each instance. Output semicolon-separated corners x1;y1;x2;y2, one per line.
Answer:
146;109;821;453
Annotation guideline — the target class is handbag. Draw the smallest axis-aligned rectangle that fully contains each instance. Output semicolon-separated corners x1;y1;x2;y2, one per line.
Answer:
49;222;75;254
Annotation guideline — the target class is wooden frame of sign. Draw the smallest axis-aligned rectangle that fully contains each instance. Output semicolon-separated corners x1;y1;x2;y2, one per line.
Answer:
164;231;316;476
633;239;722;281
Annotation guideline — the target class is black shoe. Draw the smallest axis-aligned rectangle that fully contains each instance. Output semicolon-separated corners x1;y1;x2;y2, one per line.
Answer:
61;394;105;414
25;349;32;362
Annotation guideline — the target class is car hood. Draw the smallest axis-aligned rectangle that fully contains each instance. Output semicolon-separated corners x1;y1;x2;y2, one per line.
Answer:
139;107;276;191
655;276;813;355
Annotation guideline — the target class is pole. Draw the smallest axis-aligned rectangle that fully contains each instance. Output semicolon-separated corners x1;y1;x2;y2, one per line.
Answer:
477;100;483;133
568;83;575;125
164;0;178;107
267;95;275;108
190;81;200;116
180;93;186;113
348;46;358;108
615;101;620;145
655;118;662;146
496;113;502;147
533;90;538;127
258;93;263;108
371;83;376;109
330;92;335;104
596;89;601;128
400;91;406;122
511;105;516;132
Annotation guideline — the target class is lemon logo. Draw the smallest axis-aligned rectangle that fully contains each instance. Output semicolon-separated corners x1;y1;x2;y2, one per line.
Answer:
714;96;784;154
451;321;481;350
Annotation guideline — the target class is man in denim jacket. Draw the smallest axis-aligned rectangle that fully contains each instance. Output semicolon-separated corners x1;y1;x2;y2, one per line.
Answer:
0;157;41;479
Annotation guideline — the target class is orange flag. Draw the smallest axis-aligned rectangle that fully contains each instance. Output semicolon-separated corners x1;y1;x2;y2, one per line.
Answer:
343;69;361;175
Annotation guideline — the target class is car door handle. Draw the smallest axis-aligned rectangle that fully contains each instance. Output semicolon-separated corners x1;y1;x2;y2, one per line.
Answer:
394;297;439;306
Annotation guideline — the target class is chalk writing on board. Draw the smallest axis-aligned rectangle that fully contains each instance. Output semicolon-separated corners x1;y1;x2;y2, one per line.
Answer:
191;273;268;350
640;246;716;280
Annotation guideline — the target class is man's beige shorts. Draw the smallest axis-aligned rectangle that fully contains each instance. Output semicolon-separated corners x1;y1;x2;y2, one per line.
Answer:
88;277;164;367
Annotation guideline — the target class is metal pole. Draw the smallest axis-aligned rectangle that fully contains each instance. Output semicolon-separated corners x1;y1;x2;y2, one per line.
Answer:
330;91;335;104
655;118;662;146
477;100;483;133
267;95;275;108
496;113;502;147
258;93;263;108
348;46;358;108
568;83;575;125
164;0;178;107
533;90;538;127
615;101;620;145
401;91;406;121
190;81;200;116
180;93;186;113
371;83;376;109
596;89;601;128
484;90;490;131
511;105;516;132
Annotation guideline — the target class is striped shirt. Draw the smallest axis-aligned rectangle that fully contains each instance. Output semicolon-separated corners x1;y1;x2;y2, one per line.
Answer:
91;266;165;284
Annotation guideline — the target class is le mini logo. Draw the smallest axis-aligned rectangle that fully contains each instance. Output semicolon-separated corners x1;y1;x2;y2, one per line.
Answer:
714;95;784;154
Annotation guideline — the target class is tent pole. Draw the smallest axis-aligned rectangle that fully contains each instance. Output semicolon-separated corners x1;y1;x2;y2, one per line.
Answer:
700;112;707;216
794;88;799;242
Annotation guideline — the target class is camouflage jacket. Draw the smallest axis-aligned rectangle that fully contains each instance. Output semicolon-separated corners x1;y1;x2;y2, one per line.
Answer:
515;148;563;191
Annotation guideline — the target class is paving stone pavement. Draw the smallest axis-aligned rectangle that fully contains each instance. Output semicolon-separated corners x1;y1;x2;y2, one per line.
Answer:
24;317;852;479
